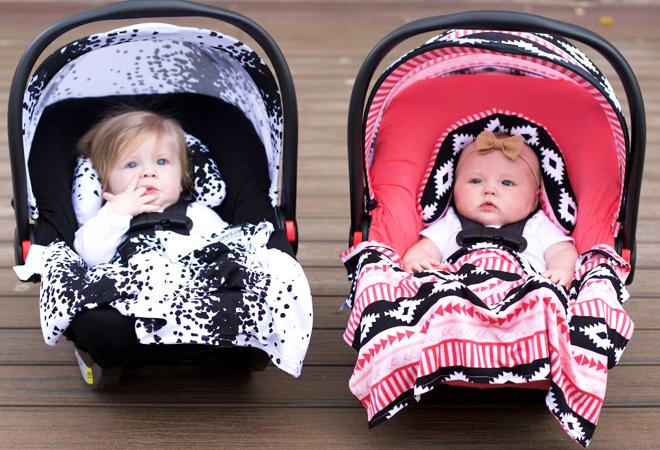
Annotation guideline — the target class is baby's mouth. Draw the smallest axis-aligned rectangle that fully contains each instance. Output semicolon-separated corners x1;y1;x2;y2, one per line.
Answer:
480;201;496;210
143;186;158;196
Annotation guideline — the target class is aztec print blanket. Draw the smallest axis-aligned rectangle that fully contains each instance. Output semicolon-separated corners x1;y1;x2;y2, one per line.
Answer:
341;241;632;447
38;221;312;377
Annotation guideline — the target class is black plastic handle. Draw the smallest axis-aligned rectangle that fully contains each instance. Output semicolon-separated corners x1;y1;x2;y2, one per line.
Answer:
8;0;298;251
347;10;645;283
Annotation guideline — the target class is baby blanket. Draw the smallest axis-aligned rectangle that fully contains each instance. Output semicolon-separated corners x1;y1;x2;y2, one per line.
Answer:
342;241;632;447
37;221;312;377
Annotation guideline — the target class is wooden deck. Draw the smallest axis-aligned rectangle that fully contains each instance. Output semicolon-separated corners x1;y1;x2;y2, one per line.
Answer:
0;1;658;448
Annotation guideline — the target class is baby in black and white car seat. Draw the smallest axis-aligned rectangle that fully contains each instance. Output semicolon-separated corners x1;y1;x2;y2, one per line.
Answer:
20;107;312;380
73;110;228;266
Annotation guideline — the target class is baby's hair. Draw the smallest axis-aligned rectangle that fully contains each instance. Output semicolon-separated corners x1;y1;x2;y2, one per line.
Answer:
76;110;192;191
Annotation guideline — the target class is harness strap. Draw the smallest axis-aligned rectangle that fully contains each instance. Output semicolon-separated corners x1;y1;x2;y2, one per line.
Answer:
455;212;528;252
126;199;193;238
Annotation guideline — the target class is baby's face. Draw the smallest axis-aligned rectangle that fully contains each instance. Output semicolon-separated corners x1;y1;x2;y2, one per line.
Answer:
106;131;183;210
453;142;540;226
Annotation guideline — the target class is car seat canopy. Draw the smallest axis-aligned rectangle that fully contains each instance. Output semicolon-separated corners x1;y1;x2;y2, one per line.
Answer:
23;23;283;219
362;29;628;254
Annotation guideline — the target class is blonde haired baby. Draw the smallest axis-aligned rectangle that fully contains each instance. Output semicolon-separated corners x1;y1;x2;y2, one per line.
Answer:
74;110;226;266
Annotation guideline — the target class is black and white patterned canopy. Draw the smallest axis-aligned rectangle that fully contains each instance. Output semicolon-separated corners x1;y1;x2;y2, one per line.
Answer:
22;23;283;219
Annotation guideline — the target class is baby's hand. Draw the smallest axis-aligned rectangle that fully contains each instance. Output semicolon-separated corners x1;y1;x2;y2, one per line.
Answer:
103;173;160;217
404;258;443;273
542;269;572;287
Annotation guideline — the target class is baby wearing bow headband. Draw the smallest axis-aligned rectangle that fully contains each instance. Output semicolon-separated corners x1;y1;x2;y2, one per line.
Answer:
403;131;578;286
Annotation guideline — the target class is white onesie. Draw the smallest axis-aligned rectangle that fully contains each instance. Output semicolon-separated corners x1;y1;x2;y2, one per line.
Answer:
420;206;573;273
73;201;228;266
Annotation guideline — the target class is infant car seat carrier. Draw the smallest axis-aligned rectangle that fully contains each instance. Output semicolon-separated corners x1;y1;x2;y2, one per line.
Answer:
341;10;645;447
8;0;311;388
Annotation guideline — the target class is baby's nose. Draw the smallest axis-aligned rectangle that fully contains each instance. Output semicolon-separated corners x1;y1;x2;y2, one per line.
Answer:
483;184;496;195
141;166;157;177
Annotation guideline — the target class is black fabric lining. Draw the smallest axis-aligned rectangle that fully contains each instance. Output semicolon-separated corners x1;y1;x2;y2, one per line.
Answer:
29;92;285;252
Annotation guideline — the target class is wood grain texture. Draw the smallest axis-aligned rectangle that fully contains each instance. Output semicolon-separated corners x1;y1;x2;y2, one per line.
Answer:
0;1;658;449
1;407;660;450
0;364;655;407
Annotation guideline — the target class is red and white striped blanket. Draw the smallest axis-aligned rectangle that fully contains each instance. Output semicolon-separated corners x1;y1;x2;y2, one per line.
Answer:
341;241;632;447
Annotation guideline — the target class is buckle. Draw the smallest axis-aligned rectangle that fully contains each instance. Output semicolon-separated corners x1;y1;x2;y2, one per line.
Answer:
456;226;527;252
129;212;192;234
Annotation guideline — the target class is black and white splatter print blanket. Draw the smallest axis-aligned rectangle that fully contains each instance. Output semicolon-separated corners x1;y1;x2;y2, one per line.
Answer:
38;221;312;377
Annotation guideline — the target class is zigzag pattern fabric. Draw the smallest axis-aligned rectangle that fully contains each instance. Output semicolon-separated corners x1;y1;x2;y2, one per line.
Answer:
341;242;632;447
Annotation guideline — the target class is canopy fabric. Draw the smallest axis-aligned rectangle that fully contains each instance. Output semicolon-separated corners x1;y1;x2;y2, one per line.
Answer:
362;29;628;231
23;23;283;218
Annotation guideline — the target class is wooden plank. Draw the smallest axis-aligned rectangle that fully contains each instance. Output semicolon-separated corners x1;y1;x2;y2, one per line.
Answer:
0;364;654;407
0;296;38;329
635;221;660;244
0;328;656;367
0;406;658;450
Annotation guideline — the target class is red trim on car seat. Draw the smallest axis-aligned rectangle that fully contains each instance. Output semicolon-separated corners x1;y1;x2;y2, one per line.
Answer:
22;240;31;263
285;220;296;243
621;248;631;264
353;231;363;246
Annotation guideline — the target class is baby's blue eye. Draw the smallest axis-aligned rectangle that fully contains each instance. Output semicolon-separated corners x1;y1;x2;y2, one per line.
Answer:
502;180;513;186
157;158;167;166
469;178;482;184
127;162;138;169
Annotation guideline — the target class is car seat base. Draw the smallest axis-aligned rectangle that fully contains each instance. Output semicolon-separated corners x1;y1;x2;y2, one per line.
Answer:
74;348;123;390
